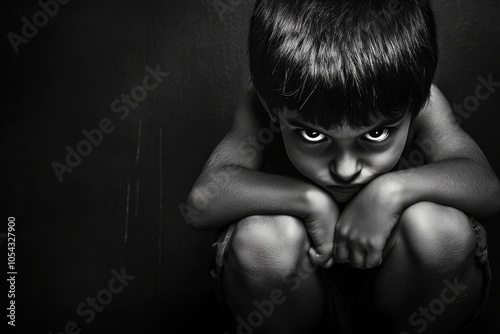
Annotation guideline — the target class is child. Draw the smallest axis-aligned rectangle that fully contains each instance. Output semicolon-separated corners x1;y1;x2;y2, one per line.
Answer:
186;0;500;333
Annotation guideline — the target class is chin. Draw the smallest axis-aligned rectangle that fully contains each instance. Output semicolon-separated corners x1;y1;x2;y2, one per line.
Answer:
329;192;356;203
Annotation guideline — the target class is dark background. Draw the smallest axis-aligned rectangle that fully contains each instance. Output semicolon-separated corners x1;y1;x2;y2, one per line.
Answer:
2;0;500;333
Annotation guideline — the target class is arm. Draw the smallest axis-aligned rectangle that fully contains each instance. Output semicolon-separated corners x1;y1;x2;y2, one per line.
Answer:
385;84;500;220
186;90;339;265
333;85;500;269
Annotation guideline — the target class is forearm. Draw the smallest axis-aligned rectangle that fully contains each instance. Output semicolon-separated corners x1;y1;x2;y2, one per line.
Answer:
388;158;500;220
186;166;323;230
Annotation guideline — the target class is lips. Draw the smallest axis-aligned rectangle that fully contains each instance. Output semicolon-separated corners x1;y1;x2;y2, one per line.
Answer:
326;185;362;194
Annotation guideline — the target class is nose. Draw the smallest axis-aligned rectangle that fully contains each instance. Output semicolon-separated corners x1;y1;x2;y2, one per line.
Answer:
330;152;362;182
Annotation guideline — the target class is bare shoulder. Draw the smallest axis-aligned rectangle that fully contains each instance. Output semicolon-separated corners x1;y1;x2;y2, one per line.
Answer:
202;89;274;172
412;84;458;138
231;89;272;132
410;84;488;164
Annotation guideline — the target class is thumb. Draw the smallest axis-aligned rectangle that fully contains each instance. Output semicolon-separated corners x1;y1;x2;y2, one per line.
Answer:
308;247;334;268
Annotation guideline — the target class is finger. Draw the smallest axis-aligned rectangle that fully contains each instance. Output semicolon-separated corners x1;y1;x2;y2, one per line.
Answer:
310;240;333;263
365;250;384;269
307;247;322;265
333;241;349;263
308;247;333;268
324;257;335;268
307;247;318;264
349;248;365;269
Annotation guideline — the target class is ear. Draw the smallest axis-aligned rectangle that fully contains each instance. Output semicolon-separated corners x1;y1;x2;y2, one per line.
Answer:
255;91;279;123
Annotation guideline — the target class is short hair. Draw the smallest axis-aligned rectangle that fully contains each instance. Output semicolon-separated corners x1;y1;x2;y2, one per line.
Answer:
248;0;438;129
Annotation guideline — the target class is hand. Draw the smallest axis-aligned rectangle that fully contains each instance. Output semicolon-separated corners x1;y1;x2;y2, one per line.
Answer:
303;188;340;268
333;175;404;269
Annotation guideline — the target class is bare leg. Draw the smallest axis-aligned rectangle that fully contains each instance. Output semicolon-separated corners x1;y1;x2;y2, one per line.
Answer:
222;215;327;334
372;202;483;334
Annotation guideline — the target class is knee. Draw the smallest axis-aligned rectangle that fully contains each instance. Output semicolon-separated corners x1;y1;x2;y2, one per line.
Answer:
228;215;310;278
396;202;476;270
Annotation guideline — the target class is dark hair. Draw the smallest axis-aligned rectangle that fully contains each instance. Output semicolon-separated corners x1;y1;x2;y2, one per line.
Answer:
248;0;438;129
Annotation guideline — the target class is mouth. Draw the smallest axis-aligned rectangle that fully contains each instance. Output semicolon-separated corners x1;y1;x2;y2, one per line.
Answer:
326;185;362;195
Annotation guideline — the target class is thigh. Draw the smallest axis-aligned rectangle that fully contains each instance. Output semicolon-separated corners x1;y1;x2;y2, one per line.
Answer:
213;215;329;334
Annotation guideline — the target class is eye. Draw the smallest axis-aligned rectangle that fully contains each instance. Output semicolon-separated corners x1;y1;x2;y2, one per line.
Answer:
363;128;391;142
299;129;326;143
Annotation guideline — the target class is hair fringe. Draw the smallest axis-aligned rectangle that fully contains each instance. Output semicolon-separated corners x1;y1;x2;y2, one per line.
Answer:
249;0;438;129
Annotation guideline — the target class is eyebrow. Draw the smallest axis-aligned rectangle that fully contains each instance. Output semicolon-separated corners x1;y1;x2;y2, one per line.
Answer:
285;115;405;133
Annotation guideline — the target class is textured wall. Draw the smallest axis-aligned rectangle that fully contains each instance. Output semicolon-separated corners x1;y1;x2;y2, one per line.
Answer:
3;0;499;333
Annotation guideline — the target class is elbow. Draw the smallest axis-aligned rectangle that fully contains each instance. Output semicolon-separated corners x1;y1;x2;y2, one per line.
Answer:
183;188;210;231
183;195;201;230
183;208;206;231
185;217;203;231
186;215;215;231
183;205;199;230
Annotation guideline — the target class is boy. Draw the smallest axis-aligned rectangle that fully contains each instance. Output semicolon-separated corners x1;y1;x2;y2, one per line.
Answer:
186;0;500;333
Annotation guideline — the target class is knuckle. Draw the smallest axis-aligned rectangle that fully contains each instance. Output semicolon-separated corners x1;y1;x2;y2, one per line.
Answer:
334;249;349;261
350;256;365;268
346;234;358;245
366;253;383;269
336;224;348;235
366;238;383;251
352;261;364;269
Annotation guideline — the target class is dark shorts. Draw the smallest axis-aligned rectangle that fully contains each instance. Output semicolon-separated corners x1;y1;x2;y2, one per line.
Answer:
208;217;491;333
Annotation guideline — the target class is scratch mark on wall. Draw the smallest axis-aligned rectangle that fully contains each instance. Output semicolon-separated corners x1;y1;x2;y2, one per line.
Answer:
135;120;142;171
135;179;140;217
117;176;122;232
134;121;142;217
125;181;131;244
157;126;163;331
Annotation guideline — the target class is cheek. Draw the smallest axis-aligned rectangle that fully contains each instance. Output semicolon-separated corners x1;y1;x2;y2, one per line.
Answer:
285;144;315;176
365;134;408;173
365;151;400;173
282;134;327;180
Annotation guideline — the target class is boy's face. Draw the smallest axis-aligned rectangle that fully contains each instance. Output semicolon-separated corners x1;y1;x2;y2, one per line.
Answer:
279;108;412;203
